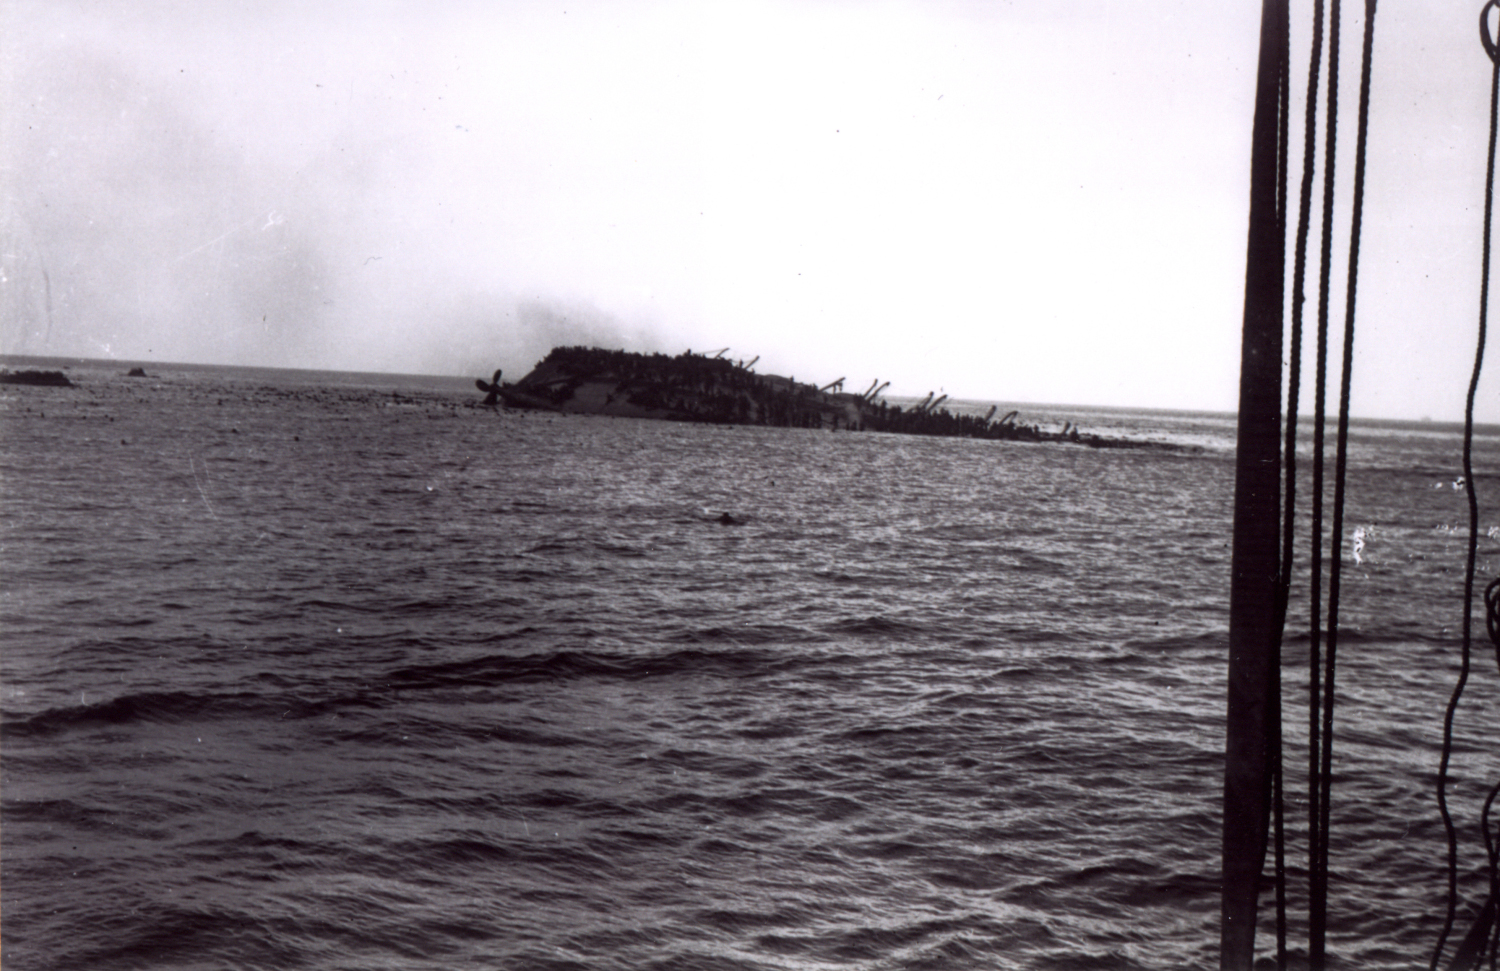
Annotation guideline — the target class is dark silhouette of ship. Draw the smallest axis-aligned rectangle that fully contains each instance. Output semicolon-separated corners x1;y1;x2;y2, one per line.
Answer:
477;346;1167;449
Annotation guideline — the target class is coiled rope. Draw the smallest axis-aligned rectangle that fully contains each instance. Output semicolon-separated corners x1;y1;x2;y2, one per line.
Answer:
1431;6;1499;969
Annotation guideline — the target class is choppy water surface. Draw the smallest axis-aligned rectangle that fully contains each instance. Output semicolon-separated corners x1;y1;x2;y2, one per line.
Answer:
2;360;1498;970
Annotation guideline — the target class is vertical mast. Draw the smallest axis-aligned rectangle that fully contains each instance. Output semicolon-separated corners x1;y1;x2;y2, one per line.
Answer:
1222;0;1288;967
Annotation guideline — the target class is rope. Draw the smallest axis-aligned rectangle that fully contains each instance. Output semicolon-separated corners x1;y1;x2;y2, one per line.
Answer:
1433;7;1499;966
1310;4;1379;967
1488;576;1500;658
1485;781;1500;967
1271;4;1293;963
1307;0;1344;957
1485;782;1500;968
1281;0;1327;691
1277;1;1329;964
1446;783;1500;971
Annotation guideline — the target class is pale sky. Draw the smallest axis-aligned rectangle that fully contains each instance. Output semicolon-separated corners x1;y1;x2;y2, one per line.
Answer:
2;0;1496;421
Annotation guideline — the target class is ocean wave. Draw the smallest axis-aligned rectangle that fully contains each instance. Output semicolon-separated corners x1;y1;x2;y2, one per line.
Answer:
4;371;1493;969
0;689;375;738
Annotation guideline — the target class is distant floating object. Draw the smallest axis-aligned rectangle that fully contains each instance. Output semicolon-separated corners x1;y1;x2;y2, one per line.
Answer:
0;369;71;387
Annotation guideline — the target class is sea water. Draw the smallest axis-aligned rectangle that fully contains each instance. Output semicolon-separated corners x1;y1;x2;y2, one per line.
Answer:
2;358;1498;970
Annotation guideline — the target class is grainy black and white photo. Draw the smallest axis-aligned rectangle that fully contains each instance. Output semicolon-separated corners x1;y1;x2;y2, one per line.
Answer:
3;1;1499;968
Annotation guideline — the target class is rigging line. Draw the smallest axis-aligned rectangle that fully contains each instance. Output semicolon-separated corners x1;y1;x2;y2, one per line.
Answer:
1434;9;1494;971
1447;782;1500;971
1284;0;1328;636
1486;782;1500;968
1478;144;1500;971
1434;8;1499;968
1281;2;1328;964
1308;0;1343;960
1488;576;1500;661
1317;3;1379;967
1271;4;1293;965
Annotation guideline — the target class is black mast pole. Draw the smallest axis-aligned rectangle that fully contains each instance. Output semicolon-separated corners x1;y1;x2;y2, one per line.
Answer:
1222;0;1288;967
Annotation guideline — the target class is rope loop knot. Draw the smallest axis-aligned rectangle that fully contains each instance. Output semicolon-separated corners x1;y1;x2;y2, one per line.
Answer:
1483;0;1500;63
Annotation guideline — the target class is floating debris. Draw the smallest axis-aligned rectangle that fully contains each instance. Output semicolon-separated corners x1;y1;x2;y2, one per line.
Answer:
0;369;73;387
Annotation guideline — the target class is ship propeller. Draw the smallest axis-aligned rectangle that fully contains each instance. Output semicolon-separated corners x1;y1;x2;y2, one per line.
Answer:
474;369;503;406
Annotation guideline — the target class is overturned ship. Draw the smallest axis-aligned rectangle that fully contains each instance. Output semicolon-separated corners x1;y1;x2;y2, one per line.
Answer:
477;346;1163;449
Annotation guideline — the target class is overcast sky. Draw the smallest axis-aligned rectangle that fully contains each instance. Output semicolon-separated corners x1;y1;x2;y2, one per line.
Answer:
2;0;1496;421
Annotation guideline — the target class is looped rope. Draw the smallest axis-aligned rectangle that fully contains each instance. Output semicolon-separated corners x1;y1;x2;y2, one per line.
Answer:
1482;0;1499;63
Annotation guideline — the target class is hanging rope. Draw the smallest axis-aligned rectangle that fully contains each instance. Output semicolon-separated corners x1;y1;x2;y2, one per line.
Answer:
1247;3;1497;965
1484;781;1500;964
1488;575;1500;662
1281;0;1328;710
1307;4;1380;968
1444;782;1500;971
1276;2;1330;966
1432;6;1499;968
1237;3;1498;964
1270;3;1295;964
1306;0;1344;958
